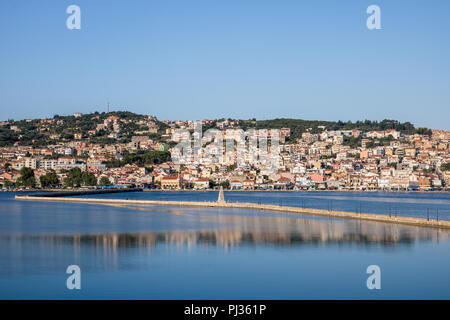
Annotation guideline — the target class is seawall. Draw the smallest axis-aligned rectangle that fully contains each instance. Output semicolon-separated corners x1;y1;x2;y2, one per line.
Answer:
14;195;450;230
24;188;143;197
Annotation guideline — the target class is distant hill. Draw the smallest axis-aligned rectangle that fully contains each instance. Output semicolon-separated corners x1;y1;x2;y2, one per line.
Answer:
253;118;431;140
0;111;168;147
0;112;431;147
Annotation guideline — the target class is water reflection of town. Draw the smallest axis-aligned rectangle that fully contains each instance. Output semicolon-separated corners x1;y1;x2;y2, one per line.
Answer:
1;216;448;275
1;215;448;250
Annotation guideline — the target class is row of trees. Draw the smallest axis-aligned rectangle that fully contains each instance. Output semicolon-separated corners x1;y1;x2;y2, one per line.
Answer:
62;168;96;187
254;118;431;140
104;150;171;168
11;167;112;188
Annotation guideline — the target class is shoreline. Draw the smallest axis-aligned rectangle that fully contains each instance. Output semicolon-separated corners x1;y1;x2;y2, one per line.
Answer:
4;188;450;194
142;189;450;194
14;195;450;230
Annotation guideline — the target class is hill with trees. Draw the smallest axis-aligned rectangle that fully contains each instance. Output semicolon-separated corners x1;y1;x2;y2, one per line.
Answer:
0;112;432;147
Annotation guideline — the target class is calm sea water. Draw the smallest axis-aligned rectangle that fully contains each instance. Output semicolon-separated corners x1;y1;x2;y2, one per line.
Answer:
0;191;449;299
78;190;450;221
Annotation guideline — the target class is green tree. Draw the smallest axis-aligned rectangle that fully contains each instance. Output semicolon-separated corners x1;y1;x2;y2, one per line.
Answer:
64;168;97;187
3;180;13;189
39;170;60;188
343;136;362;148
209;179;217;189
82;171;97;186
63;168;83;188
17;167;36;188
365;141;375;149
103;150;171;168
226;164;236;172
219;180;230;189
145;166;154;174
99;176;112;186
440;163;450;172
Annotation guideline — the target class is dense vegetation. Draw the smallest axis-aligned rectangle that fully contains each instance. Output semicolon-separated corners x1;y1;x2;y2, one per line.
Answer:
16;167;36;187
254;119;431;140
0;127;19;147
103;150;171;168
99;176;112;186
39;170;60;188
63;168;97;187
196;118;431;140
0;112;433;147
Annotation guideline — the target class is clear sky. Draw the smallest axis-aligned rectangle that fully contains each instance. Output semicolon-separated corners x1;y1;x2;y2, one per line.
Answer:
0;0;449;130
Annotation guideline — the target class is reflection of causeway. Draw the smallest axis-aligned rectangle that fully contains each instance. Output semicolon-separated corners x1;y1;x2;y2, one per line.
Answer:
1;216;447;249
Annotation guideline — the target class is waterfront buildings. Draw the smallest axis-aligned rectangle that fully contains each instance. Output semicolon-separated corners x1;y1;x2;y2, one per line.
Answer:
0;115;449;191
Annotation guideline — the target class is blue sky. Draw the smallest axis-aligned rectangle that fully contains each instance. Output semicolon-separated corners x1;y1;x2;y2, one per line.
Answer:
0;0;449;129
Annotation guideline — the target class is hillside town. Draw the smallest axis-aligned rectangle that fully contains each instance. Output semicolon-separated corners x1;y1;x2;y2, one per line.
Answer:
0;112;449;192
